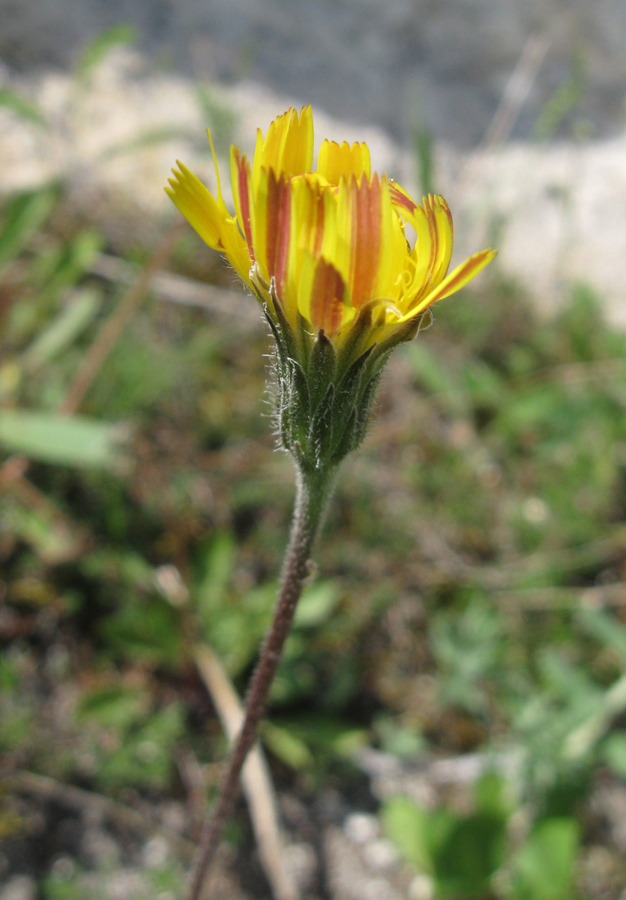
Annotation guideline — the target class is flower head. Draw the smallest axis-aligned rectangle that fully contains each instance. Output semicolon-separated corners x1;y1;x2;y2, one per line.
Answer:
167;107;496;469
167;106;494;343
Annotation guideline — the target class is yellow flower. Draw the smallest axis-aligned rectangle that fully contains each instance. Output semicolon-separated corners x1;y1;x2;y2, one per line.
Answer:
166;106;495;348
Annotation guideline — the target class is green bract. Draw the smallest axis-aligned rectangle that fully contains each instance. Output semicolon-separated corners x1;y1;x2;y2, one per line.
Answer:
264;292;431;471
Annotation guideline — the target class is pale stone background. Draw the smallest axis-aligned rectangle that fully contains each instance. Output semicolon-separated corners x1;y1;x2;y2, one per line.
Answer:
1;0;625;144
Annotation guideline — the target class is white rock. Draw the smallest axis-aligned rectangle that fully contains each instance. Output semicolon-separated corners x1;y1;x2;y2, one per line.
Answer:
81;828;120;867
284;842;317;891
142;835;170;869
0;877;36;900
408;874;435;900
343;812;380;845
362;838;400;873
361;876;401;900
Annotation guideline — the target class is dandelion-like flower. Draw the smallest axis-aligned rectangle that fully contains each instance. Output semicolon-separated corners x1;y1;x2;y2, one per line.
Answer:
167;106;495;469
169;108;497;900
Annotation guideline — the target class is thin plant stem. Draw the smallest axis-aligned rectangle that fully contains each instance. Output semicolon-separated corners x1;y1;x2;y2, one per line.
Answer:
186;463;335;900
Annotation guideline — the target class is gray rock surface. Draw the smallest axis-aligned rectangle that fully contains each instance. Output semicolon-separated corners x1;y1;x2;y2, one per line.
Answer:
0;877;36;900
1;0;625;144
324;824;406;900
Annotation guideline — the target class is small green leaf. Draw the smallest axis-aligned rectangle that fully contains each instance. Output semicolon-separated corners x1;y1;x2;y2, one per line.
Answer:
75;25;137;81
601;731;626;781
0;189;57;276
39;231;102;303
294;581;341;628
513;818;579;900
23;288;102;370
577;607;626;663
0;410;123;469
382;797;434;874
95;704;184;791
261;721;314;770
0;88;47;127
76;686;147;729
474;773;511;817
99;597;182;668
195;531;236;616
375;716;425;760
433;811;506;899
0;500;81;564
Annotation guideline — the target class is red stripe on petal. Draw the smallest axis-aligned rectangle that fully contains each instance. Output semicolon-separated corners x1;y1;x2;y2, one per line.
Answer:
350;174;381;308
235;152;254;259
264;169;279;274
265;170;291;299
389;183;417;217
310;259;346;335
426;196;439;285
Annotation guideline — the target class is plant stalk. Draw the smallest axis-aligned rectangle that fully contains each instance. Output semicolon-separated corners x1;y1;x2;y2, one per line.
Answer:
186;462;335;900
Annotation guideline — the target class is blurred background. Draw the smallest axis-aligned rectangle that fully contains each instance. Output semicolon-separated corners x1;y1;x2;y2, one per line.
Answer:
1;2;626;899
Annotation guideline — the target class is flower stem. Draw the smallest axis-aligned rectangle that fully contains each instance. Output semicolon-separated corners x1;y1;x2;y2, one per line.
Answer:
186;462;335;900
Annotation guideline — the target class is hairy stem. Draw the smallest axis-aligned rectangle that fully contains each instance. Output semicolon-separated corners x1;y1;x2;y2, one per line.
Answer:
186;463;335;900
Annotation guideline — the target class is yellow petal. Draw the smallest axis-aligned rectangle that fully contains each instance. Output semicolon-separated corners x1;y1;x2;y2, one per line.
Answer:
427;195;454;285
287;175;325;290
167;108;496;340
252;106;314;192
264;170;292;299
220;219;254;286
253;166;271;279
346;174;384;308
166;162;224;250
297;252;355;336
230;148;255;256
317;140;371;184
390;186;456;308
281;106;314;178
389;184;436;295
399;248;497;321
319;177;351;291
374;176;408;302
167;162;252;283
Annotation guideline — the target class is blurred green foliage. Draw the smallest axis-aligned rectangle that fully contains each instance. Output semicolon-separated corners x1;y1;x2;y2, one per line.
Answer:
75;25;138;83
383;777;582;900
383;775;511;899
